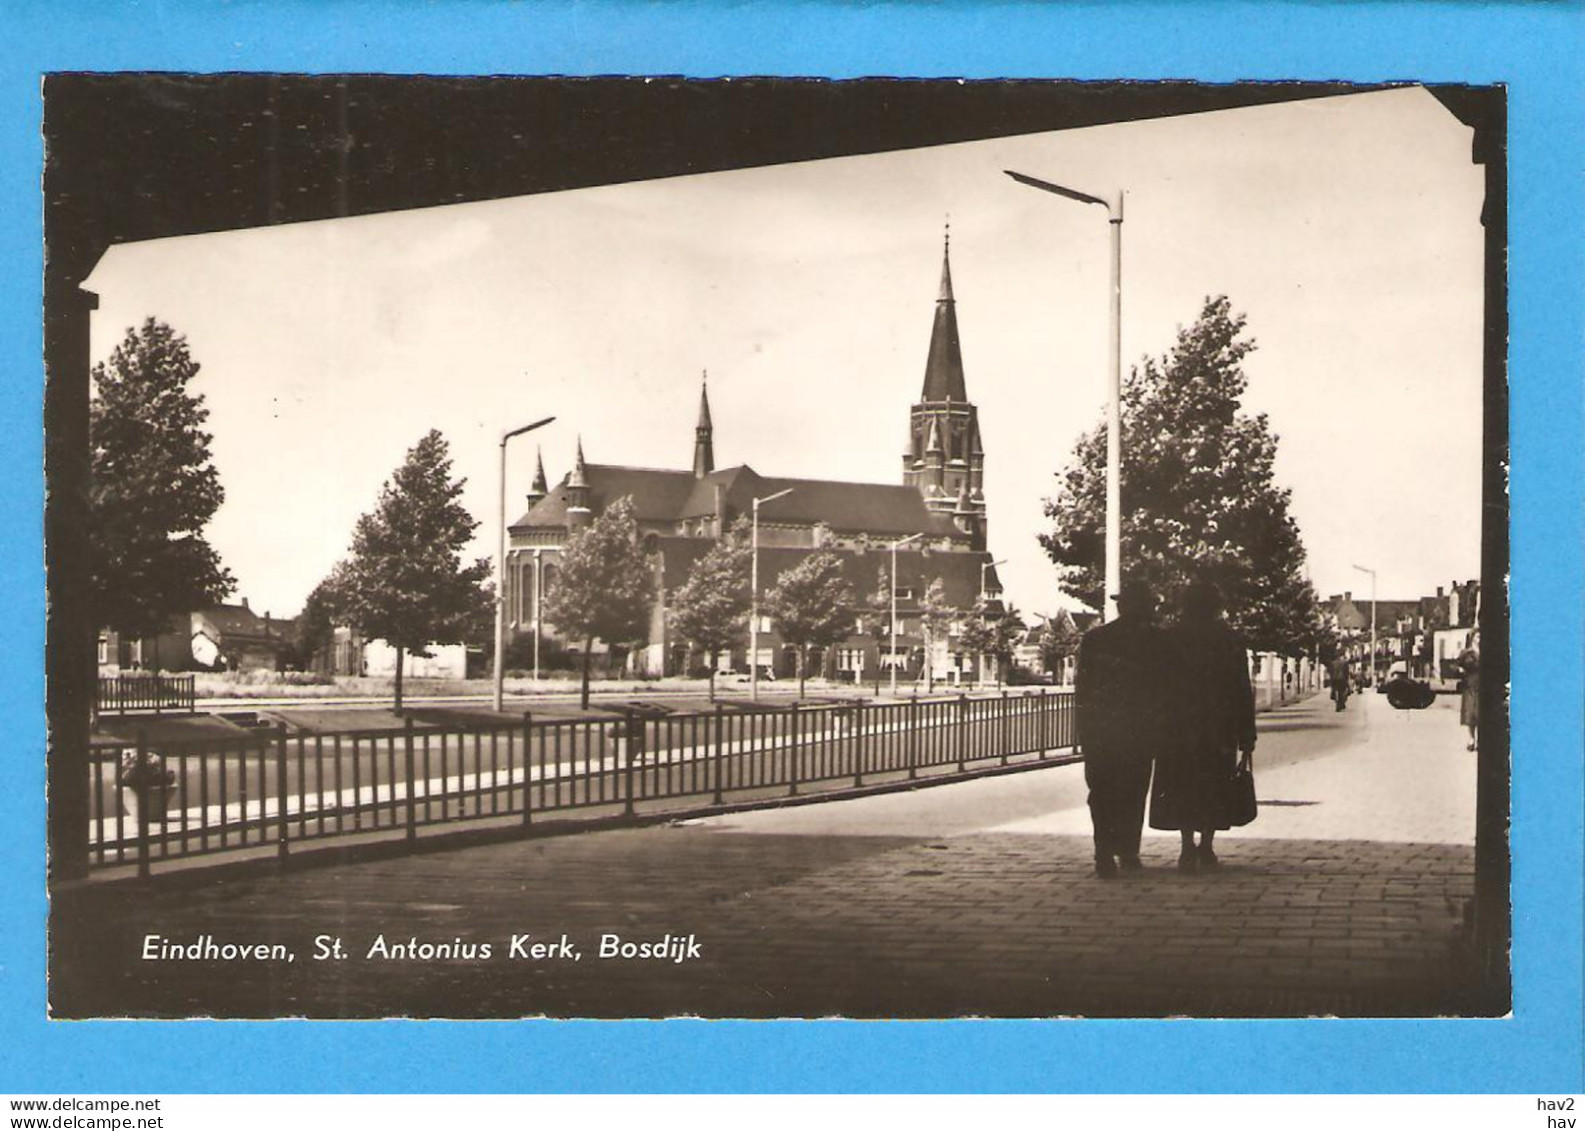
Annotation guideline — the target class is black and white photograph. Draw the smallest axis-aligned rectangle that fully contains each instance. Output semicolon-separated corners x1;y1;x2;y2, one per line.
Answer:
44;76;1507;1019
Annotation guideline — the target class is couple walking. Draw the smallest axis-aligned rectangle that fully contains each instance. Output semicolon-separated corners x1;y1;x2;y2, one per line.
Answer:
1075;578;1257;879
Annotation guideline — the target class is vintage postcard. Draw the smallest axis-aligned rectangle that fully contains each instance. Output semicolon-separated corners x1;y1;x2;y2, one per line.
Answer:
44;76;1508;1025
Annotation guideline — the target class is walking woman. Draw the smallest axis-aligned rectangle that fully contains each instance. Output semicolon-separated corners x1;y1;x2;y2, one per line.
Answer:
1458;632;1480;751
1151;581;1258;873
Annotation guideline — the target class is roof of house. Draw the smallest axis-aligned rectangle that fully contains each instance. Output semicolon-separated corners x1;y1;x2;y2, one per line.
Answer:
1328;596;1425;633
514;462;963;540
192;603;293;642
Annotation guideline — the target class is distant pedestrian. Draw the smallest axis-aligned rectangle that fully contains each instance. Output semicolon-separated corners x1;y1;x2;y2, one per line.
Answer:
1075;579;1169;879
1150;580;1257;873
1329;658;1351;711
1458;633;1480;751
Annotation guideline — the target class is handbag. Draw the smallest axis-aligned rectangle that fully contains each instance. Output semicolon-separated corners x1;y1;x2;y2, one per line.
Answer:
1222;750;1258;827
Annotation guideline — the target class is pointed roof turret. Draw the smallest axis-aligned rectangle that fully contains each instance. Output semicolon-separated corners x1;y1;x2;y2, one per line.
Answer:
568;436;588;489
954;480;973;513
921;226;968;403
925;416;944;457
525;446;549;507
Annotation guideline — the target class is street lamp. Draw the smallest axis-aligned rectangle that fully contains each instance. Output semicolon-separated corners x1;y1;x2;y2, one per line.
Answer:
494;415;555;713
978;558;1007;688
531;548;544;682
1352;563;1378;689
889;532;924;697
750;488;794;702
980;558;1007;599
1006;169;1125;622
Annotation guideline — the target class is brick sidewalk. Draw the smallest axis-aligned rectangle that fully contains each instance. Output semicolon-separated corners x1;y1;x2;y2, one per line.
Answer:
51;819;1482;1019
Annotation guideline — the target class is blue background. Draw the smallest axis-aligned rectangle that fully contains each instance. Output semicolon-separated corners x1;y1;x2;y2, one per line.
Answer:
3;1;1580;1094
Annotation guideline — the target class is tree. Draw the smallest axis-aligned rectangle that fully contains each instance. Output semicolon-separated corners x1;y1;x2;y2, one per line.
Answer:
542;497;656;708
1040;295;1323;654
338;431;490;712
668;517;752;701
864;564;893;695
989;602;1026;688
763;552;855;698
1038;614;1082;682
916;577;953;693
89;318;234;650
292;563;352;672
957;597;998;688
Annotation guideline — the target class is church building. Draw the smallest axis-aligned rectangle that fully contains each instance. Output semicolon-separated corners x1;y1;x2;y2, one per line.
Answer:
503;236;1007;683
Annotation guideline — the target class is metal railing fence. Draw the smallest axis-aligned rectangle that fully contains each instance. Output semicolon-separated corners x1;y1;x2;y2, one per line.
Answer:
88;690;1076;876
96;673;197;716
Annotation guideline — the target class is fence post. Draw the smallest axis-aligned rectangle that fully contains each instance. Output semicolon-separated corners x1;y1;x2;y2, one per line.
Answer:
907;699;920;781
1000;690;1011;766
623;713;639;817
712;704;725;807
135;728;151;881
404;717;417;845
521;712;534;827
852;701;865;789
788;702;801;796
275;723;290;866
957;694;969;774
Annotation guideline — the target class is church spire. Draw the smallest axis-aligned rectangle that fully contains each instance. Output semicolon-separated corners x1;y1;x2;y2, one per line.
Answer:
526;445;548;507
920;224;967;402
568;436;588;489
566;437;591;529
938;218;955;302
693;371;714;478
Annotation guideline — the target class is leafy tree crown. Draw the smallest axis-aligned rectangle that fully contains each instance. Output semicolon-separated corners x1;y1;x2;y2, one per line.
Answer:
668;517;752;659
764;552;856;652
1040;295;1322;654
543;496;655;647
339;430;490;652
89;318;234;637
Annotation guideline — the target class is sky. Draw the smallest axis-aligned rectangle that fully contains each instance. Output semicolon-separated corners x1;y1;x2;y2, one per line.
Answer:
83;85;1485;621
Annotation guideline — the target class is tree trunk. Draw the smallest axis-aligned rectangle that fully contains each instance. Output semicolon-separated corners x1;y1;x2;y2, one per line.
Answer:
797;646;807;699
707;649;717;704
394;644;405;714
580;637;594;709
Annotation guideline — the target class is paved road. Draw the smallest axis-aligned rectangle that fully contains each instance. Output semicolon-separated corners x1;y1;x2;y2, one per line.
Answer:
51;690;1484;1019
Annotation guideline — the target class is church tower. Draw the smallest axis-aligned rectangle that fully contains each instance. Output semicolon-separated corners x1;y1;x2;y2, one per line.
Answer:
902;228;987;550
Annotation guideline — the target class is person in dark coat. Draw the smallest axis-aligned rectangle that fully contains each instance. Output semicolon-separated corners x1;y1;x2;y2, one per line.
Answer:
1075;579;1170;879
1458;633;1480;751
1150;580;1257;873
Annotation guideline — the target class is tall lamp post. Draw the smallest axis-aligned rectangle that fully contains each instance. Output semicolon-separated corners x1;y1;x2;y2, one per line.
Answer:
889;532;924;697
1006;169;1125;622
1352;563;1378;688
750;488;794;702
979;557;1007;688
531;548;544;682
494;415;555;713
979;558;1007;599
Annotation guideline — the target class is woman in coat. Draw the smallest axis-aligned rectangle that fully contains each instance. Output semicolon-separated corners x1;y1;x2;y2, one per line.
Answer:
1458;633;1480;751
1151;580;1258;872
